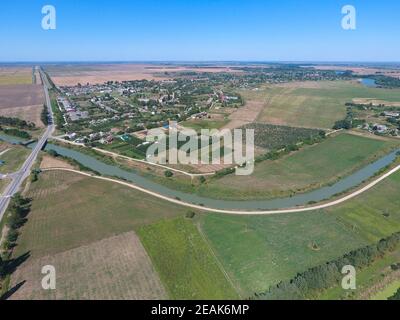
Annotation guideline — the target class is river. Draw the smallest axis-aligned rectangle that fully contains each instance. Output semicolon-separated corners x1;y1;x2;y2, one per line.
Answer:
1;133;399;211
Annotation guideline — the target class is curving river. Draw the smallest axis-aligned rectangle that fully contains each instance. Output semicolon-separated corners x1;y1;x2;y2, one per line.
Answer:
1;134;399;210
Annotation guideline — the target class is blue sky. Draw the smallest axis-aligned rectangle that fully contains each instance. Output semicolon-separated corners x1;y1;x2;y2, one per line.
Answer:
1;0;399;62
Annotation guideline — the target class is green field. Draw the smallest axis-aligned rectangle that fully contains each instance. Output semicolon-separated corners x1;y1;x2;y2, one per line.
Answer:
200;212;367;296
0;145;30;174
200;170;400;297
326;167;400;243
181;119;229;131
254;81;400;129
138;217;239;300
195;133;399;200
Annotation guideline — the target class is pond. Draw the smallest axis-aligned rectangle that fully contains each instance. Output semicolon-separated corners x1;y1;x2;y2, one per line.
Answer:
360;78;378;88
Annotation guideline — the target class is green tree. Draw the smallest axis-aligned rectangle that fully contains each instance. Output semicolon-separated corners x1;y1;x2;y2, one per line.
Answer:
164;170;173;178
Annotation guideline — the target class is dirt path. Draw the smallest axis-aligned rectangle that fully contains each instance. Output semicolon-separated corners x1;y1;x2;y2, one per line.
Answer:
41;161;400;215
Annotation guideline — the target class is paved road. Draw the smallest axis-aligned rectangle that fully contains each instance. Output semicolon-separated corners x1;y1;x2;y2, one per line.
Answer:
0;67;54;223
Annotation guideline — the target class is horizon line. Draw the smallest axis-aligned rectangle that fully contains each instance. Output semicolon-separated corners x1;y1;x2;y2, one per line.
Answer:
1;60;400;65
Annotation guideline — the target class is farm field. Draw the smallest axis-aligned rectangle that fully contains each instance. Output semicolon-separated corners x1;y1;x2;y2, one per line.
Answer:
137;217;239;300
195;133;399;200
0;84;44;127
255;81;400;129
200;170;400;297
7;169;198;299
45;63;241;86
13;170;189;259
9;232;167;300
0;67;32;86
0;145;30;174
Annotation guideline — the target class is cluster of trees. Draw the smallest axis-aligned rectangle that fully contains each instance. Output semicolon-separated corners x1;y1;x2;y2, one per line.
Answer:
372;75;400;88
254;232;400;300
0;127;31;139
333;106;365;130
41;104;49;126
0;116;35;130
214;167;235;178
2;194;32;252
50;95;65;130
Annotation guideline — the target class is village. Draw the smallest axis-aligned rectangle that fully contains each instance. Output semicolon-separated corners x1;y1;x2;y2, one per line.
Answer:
52;76;244;158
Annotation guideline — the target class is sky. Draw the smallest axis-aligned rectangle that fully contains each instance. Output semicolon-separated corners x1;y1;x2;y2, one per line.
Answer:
1;0;399;62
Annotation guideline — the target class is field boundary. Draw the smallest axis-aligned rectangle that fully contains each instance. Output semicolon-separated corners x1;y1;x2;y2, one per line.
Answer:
196;221;243;298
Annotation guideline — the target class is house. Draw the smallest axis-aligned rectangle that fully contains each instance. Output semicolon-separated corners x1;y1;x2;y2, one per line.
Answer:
65;132;77;140
120;134;131;142
373;124;388;133
99;135;114;145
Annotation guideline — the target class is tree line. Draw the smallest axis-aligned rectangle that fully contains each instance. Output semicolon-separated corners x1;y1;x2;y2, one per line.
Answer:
0;127;31;140
0;194;32;291
2;194;32;253
41;104;49;126
0;116;35;130
253;232;400;300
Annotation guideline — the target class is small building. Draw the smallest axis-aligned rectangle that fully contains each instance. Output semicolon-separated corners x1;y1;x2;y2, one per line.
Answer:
384;111;400;118
373;124;388;134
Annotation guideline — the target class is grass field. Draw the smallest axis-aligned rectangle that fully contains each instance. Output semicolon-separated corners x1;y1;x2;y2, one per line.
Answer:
326;167;400;243
196;133;399;200
253;81;400;129
137;217;239;300
200;212;367;296
200;170;400;297
0;145;30;174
